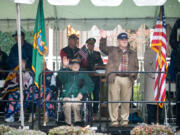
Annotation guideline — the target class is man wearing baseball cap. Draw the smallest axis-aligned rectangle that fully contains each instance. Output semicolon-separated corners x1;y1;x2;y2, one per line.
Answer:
8;31;32;69
100;32;138;127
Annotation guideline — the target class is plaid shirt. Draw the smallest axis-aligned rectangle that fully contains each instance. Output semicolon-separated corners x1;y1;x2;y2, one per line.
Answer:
100;38;139;83
119;50;128;72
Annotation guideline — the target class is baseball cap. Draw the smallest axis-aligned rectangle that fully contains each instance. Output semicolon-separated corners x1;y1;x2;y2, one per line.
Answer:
12;31;25;37
117;33;128;40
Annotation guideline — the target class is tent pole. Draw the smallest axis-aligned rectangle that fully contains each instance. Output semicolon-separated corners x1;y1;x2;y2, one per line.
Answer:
16;3;24;128
55;22;58;70
54;6;58;70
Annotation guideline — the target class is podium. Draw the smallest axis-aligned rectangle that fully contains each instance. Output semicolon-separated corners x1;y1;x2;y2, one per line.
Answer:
90;65;108;117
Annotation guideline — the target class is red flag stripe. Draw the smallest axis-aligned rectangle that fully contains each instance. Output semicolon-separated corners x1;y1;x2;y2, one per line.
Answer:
151;36;167;45
152;32;167;40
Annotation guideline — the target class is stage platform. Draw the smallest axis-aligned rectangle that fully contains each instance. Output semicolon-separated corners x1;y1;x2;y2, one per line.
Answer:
0;112;177;135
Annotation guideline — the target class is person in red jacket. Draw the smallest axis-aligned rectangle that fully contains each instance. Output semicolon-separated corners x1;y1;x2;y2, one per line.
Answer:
60;34;88;68
60;34;79;60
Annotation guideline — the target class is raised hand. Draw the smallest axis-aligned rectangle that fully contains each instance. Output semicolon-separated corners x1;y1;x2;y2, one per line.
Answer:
62;56;69;68
77;93;83;100
99;29;107;38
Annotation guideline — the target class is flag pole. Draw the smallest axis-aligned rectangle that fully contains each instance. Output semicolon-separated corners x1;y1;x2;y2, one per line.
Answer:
16;3;24;128
43;54;46;126
32;0;47;126
156;76;160;124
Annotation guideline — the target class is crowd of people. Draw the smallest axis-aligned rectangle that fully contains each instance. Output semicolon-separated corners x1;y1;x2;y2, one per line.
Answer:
0;31;138;127
0;31;57;123
0;18;179;129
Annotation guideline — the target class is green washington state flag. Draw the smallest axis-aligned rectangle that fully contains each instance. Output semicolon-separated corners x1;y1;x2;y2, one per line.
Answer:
32;0;47;88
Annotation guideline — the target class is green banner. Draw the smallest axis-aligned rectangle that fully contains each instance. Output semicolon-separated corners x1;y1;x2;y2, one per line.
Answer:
32;0;47;88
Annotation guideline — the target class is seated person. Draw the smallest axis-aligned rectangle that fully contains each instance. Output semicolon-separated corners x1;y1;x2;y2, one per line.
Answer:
0;47;9;112
3;59;33;122
40;67;56;120
0;47;9;80
26;63;56;122
57;57;94;125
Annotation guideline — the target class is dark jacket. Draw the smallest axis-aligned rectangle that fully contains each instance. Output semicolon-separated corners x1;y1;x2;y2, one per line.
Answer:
57;68;94;99
170;19;180;74
60;46;79;60
168;50;176;82
99;38;139;83
0;50;8;69
87;50;103;71
8;41;32;69
0;50;9;79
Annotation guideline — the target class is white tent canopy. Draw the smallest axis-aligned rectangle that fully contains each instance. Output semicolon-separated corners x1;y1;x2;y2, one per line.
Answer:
5;0;179;128
133;0;167;6
13;0;170;6
0;0;179;32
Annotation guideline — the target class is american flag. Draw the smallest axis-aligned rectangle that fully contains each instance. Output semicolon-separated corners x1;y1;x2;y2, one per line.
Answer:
78;45;88;60
151;6;167;108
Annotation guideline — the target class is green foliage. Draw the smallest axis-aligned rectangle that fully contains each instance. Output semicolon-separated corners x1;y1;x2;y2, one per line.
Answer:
0;125;45;135
0;125;15;135
25;31;34;44
131;123;174;135
133;83;141;101
0;31;33;55
48;126;107;135
0;32;15;55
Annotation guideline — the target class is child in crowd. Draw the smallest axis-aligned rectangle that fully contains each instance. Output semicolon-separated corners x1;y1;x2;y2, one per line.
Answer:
26;63;56;123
